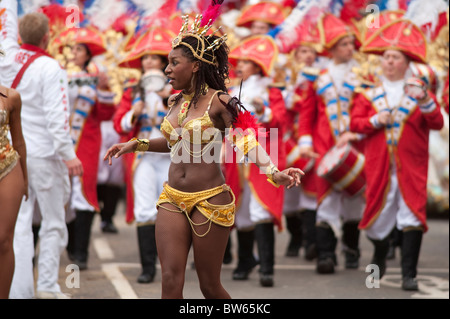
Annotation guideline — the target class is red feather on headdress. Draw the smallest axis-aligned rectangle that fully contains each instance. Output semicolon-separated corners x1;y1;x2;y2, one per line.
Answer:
200;0;224;26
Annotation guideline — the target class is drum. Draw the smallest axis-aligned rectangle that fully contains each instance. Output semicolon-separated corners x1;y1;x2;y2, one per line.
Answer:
141;69;167;92
317;143;365;197
285;137;315;173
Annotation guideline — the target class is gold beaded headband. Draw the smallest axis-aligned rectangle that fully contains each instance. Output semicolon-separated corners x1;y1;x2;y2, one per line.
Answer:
172;14;227;66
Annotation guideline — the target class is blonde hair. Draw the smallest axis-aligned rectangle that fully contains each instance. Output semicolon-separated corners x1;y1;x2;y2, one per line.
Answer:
19;13;49;46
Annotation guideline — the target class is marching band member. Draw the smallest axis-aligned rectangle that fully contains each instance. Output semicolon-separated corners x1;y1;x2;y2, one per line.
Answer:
298;13;366;274
226;34;287;287
281;19;325;260
113;26;173;284
58;27;117;271
351;19;444;291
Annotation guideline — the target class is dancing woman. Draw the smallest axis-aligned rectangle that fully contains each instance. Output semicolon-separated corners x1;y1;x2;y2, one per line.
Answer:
104;9;304;299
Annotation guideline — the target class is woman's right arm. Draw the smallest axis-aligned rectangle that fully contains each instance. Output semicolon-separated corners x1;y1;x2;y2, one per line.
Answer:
103;137;170;166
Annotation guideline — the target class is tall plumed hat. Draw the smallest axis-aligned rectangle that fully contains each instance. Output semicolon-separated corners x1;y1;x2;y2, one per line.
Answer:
361;19;428;64
53;26;107;57
236;1;286;28
228;35;279;77
171;0;227;67
119;26;174;69
318;13;355;50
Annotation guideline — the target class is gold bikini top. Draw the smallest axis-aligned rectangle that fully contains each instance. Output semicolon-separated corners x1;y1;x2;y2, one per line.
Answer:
160;90;222;147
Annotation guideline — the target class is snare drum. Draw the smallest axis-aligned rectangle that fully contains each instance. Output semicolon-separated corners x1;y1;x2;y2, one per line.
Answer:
317;143;365;196
285;137;315;173
141;69;167;92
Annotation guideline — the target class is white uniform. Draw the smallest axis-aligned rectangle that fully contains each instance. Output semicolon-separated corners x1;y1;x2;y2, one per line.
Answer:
120;90;170;224
1;0;75;299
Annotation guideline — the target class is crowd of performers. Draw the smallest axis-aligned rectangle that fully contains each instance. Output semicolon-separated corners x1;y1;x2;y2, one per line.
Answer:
1;0;449;298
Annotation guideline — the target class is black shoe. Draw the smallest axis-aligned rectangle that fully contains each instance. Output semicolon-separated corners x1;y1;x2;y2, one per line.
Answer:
402;277;419;291
259;274;274;287
73;259;88;271
386;245;396;260
285;245;300;257
137;272;155;284
304;243;318;261
101;222;118;234
232;264;256;280
316;257;335;274
345;249;360;269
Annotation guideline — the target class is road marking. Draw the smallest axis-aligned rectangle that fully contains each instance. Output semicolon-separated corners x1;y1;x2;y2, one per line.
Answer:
93;238;114;260
381;275;449;299
102;263;139;299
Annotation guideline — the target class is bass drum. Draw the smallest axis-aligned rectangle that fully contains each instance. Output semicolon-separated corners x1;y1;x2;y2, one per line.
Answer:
317;143;365;197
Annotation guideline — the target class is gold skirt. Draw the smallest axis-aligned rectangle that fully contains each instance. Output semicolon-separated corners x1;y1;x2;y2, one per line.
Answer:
156;182;235;237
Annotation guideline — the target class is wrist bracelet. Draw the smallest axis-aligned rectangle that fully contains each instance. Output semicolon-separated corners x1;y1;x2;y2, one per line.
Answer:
265;163;280;188
130;138;150;152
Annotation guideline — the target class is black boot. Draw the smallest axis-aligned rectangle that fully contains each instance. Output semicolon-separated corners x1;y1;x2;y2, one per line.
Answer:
386;228;401;260
401;229;423;291
66;219;76;261
302;209;317;261
342;221;360;269
368;236;390;279
223;236;232;265
285;212;303;257
137;224;158;283
73;210;95;270
315;222;337;274
233;229;258;280
254;223;275;287
97;184;121;234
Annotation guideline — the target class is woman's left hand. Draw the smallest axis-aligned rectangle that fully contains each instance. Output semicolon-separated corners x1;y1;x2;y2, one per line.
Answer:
273;167;305;189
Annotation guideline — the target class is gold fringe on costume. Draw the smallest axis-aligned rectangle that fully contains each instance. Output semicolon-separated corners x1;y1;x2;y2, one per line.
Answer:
156;182;235;237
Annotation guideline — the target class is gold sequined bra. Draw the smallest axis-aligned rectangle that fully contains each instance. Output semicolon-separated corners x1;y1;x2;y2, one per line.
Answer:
0;108;19;181
160;90;222;148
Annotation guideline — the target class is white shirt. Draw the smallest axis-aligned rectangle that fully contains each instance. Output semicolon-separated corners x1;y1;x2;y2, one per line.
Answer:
0;0;76;161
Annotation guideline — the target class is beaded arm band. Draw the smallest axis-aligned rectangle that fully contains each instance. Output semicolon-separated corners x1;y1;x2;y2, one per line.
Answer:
265;163;280;188
130;137;150;153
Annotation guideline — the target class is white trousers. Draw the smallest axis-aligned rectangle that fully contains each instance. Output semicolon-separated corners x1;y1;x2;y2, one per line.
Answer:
9;158;70;298
365;171;422;240
235;181;272;229
283;186;317;215
133;152;171;224
316;189;365;239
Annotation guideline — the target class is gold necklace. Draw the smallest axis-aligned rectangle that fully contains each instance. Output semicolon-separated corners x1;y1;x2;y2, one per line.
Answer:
178;91;195;126
177;84;209;126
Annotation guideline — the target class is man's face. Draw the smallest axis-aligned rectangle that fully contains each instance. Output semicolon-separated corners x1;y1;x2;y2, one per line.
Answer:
294;45;317;67
330;35;355;63
381;50;410;81
250;21;271;35
235;59;262;81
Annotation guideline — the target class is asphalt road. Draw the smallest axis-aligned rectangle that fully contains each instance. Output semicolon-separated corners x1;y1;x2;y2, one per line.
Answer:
45;199;449;304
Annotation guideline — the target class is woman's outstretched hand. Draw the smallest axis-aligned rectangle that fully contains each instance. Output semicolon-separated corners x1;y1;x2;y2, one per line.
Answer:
103;140;138;165
273;167;305;189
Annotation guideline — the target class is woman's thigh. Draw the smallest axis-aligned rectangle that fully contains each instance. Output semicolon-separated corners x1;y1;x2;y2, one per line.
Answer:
155;205;192;272
190;208;231;281
0;164;24;238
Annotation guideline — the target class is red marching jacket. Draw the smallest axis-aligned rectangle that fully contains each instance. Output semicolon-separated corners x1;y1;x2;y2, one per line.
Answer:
350;88;444;232
298;69;365;204
224;87;287;229
113;83;140;223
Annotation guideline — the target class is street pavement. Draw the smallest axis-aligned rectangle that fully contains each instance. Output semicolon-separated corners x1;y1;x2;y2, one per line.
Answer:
50;200;448;302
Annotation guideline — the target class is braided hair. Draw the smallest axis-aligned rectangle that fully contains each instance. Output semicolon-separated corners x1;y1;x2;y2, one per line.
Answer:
172;35;230;108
